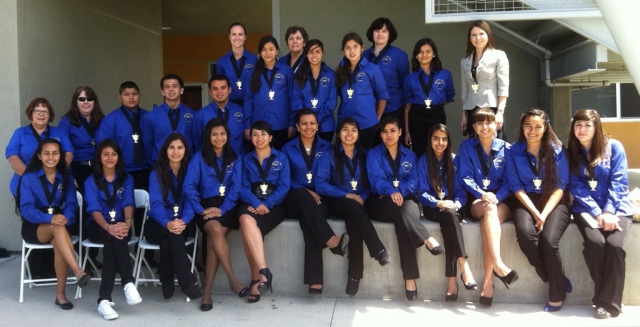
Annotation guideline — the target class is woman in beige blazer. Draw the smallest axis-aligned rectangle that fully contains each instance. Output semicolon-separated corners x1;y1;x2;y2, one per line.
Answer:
460;20;509;140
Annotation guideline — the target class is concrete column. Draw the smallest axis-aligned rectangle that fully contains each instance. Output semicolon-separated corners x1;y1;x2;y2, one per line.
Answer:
551;86;572;142
597;0;640;94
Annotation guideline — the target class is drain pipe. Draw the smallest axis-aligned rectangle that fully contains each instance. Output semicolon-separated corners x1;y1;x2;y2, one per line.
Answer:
544;50;610;87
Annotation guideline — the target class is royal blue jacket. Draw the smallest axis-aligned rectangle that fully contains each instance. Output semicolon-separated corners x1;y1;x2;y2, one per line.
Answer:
192;101;245;156
505;141;569;194
281;136;332;191
291;63;337;133
366;144;417;197
240;149;290;209
6;125;74;195
58;115;97;162
278;53;306;74
84;174;135;225
149;169;193;228
316;147;369;201
363;45;410;113
417;154;466;209
243;63;294;131
403;68;455;106
96;107;150;172
569;139;635;217
183;151;242;216
337;57;389;130
19;169;78;225
141;102;196;167
216;50;258;104
458;138;511;201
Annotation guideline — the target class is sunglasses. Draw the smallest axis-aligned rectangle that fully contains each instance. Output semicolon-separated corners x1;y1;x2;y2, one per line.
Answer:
77;97;95;102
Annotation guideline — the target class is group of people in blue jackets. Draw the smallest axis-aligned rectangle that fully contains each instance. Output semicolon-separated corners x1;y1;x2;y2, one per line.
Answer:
7;18;632;321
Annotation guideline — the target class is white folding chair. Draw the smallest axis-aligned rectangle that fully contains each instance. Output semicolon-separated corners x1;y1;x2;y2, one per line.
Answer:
134;193;200;302
74;189;145;299
19;191;82;303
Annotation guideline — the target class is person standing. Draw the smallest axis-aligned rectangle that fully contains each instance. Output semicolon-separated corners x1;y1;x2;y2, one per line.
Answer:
278;26;308;74
215;22;257;108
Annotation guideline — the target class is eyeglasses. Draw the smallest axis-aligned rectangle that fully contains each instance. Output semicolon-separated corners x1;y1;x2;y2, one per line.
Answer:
33;110;50;116
77;97;95;102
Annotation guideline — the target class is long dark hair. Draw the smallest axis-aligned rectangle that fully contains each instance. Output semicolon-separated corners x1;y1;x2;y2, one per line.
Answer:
517;109;562;206
15;139;70;216
568;109;609;177
66;86;104;129
155;133;191;204
411;38;442;72
92;139;127;191
465;20;495;58
201;118;237;167
335;33;364;87
251;36;280;93
295;39;324;89
425;124;454;198
333;118;368;187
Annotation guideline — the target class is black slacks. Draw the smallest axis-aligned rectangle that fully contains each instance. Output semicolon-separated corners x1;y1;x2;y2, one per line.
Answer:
359;125;378;151
424;207;468;277
366;196;428;280
512;193;570;302
407;104;446;159
87;221;134;303
575;213;631;316
327;197;385;280
284;188;334;285
144;218;195;287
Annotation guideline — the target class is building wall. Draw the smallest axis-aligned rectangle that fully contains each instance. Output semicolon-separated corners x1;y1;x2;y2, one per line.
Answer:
602;121;640;168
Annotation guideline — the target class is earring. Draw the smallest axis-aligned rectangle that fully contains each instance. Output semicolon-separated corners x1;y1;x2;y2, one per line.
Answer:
162;94;165;96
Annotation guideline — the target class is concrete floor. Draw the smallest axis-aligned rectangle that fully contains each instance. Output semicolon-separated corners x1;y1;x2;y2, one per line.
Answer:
2;255;639;327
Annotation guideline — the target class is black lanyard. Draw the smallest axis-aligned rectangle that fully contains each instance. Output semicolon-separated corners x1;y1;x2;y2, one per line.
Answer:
347;58;363;89
475;144;494;178
309;72;321;99
368;44;391;64
291;55;304;73
262;67;278;91
342;153;359;180
79;116;95;140
211;154;227;185
169;175;182;207
119;106;144;165
253;155;275;183
168;108;180;132
98;179;121;210
298;137;317;172
217;108;230;124
419;71;436;100
30;125;50;144
384;148;401;179
119;106;142;133
39;175;60;208
527;153;540;178
230;55;247;82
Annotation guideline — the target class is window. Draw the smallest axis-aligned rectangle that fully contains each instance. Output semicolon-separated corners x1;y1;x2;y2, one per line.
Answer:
572;83;640;120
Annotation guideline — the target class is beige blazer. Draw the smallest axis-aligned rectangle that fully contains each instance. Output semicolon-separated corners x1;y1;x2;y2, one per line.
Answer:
460;48;509;110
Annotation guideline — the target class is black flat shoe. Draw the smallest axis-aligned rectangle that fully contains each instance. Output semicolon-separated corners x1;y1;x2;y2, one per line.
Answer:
231;286;249;298
406;288;418;301
493;269;518;289
77;273;92;288
461;274;478;290
329;233;349;257
258;268;273;293
445;293;458;302
181;282;203;299
200;297;213;311
55;298;74;310
248;279;261;303
309;286;323;295
426;244;445;256
346;278;360;296
375;249;392;266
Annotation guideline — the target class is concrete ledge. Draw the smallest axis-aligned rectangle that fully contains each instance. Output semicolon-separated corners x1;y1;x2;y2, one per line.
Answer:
200;218;640;305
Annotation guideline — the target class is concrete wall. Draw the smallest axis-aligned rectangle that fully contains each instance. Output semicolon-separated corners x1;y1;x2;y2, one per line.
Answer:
0;0;163;251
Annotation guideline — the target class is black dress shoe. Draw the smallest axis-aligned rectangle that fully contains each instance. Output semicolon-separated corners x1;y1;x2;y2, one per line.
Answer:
493;269;518;289
329;233;349;257
479;285;494;307
77;273;92;288
162;280;175;299
181;282;203;299
445;293;458;302
461;274;478;290
375;250;392;266
309;286;323;295
346;278;360;296
406;288;418;301
55;298;74;310
200;297;213;311
426;244;445;256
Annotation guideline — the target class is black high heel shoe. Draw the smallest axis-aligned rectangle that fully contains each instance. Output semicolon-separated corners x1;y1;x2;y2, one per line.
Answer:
445;281;458;302
461;274;478;290
258;268;273;293
479;285;493;307
405;280;417;301
425;243;445;256
329;233;349;257
248;279;261;303
230;285;249;298
493;269;518;289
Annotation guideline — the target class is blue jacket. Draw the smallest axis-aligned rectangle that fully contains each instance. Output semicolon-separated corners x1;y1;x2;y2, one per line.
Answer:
243;63;294;130
366;144;417;197
216;50;258;104
458;138;511;201
569;139;635;217
291;63;337;133
19;169;78;225
316;147;369;201
84;174;135;225
192;101;245;156
363;45;410;113
505;141;569;194
96;106;150;172
240;149;290;209
403;68;455;106
149;169;193;228
6;125;74;195
58;115;97;162
281;136;332;191
183;151;242;216
141;102;196;167
337;57;389;130
417;154;466;209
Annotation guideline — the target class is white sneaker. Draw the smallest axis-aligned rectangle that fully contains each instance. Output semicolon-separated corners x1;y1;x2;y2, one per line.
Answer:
124;282;142;305
97;300;118;320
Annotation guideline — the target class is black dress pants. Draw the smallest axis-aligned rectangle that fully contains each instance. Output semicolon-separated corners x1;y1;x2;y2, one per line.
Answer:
284;188;334;285
512;193;570;302
575;214;631;316
424;207;468;277
366;196;427;280
408;104;446;158
327;197;385;280
144;218;196;287
87;221;134;303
